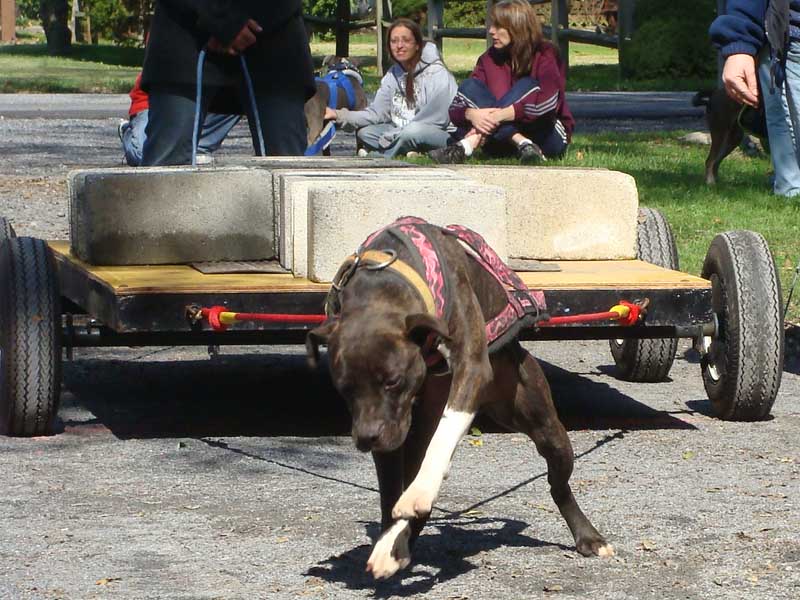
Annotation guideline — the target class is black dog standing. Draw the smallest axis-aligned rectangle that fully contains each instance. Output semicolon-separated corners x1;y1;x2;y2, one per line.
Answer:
307;217;614;579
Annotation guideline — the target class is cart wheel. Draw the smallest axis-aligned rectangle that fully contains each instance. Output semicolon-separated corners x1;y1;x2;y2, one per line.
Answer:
610;207;679;382
0;217;15;246
700;231;783;420
0;237;62;436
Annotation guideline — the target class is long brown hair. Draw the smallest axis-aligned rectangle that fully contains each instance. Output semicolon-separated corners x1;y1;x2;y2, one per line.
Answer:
490;0;545;78
387;18;424;105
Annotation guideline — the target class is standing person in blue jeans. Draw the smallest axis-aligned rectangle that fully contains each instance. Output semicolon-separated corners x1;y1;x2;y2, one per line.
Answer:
429;0;573;165
711;0;800;197
140;0;315;166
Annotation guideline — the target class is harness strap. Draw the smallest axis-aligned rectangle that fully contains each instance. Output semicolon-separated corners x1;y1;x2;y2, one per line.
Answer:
304;121;335;156
324;71;357;110
305;71;359;156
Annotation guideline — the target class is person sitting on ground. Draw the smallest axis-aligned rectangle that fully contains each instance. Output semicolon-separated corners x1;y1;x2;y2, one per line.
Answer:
429;0;573;165
118;73;241;166
324;18;457;159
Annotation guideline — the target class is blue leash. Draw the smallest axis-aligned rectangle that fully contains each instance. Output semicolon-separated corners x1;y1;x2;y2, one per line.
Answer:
192;48;266;167
304;69;359;156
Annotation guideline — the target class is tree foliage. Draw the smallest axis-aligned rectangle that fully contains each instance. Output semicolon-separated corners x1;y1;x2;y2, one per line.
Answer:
622;0;717;80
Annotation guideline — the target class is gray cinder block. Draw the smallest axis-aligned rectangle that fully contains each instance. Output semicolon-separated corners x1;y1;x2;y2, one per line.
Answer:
68;167;274;265
451;166;639;260
273;169;466;272
304;180;507;282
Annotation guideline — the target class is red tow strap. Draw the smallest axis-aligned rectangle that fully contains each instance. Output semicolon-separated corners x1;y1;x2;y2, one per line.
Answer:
196;306;326;332
539;300;642;327
190;300;644;332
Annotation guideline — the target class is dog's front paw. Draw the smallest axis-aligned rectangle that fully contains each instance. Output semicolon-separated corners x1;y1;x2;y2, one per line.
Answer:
392;483;435;519
577;536;615;558
366;520;411;579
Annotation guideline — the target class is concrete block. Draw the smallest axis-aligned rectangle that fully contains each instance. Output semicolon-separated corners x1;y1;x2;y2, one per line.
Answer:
216;156;418;170
450;166;638;260
304;181;507;282
69;167;274;265
274;170;466;272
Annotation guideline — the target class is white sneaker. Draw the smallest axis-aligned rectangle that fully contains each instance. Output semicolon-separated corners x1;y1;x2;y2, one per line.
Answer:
405;151;421;158
195;153;214;165
357;148;369;158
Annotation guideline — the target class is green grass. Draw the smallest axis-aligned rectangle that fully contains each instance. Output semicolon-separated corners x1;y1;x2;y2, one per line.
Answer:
0;43;142;92
409;131;800;322
0;37;713;93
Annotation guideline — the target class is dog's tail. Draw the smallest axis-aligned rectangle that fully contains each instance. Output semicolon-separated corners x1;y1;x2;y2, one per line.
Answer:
692;90;713;107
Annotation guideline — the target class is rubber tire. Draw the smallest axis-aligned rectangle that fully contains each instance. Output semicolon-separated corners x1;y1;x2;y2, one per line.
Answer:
0;237;62;436
0;217;15;245
701;231;783;420
609;207;679;382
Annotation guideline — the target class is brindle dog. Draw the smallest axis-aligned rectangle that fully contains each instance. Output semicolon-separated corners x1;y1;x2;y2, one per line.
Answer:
307;225;613;579
693;88;768;185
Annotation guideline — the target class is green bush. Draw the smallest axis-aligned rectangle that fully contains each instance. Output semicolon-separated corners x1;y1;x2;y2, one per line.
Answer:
17;0;39;23
622;0;717;80
443;0;486;28
391;0;426;21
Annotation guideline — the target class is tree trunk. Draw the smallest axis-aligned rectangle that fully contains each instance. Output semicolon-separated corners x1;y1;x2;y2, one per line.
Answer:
39;0;72;55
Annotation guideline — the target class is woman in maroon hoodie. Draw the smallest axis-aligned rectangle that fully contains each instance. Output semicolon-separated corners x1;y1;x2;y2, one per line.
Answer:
429;0;574;164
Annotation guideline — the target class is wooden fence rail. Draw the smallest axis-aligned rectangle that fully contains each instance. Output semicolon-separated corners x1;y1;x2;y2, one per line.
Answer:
305;0;637;75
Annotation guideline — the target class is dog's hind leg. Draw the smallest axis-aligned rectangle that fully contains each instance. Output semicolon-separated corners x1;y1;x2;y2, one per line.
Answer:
706;125;743;185
483;345;614;557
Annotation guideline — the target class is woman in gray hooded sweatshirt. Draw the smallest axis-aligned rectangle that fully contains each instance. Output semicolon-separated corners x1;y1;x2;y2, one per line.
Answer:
325;18;457;158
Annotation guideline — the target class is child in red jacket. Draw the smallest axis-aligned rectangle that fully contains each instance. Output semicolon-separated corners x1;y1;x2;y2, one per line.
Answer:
430;0;573;164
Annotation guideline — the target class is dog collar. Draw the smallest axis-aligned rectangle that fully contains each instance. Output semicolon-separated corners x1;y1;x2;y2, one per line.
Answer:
356;250;438;317
327;250;437;318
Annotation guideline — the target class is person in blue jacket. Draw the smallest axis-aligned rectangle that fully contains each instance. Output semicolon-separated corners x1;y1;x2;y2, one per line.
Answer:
710;0;800;197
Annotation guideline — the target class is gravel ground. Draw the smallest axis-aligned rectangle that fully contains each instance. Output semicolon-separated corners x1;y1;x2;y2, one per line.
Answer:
0;111;798;600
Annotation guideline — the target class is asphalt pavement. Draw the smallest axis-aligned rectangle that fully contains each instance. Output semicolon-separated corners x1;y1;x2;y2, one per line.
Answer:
0;91;705;120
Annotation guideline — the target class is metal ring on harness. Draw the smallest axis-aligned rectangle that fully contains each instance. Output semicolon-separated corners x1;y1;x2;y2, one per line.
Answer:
364;249;398;270
331;253;362;291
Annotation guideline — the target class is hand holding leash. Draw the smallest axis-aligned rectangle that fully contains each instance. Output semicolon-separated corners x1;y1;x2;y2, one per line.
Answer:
208;19;262;56
722;53;759;108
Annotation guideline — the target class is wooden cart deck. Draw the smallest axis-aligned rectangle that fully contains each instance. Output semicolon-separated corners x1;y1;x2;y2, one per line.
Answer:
50;241;713;341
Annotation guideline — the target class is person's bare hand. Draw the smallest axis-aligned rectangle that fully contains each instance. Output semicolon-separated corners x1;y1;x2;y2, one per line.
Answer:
227;19;262;55
207;37;225;54
466;107;499;135
722;53;759;107
324;107;337;120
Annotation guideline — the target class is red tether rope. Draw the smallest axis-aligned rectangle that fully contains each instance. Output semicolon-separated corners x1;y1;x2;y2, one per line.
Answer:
191;300;643;332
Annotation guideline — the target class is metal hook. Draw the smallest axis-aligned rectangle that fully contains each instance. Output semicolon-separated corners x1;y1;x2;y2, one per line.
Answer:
365;249;397;271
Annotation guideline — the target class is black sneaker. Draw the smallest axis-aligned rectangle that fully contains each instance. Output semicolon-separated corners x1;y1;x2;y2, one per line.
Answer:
518;142;545;165
428;144;467;164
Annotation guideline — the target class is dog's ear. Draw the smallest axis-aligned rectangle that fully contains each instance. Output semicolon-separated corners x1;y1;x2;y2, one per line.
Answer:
306;319;339;369
405;313;450;347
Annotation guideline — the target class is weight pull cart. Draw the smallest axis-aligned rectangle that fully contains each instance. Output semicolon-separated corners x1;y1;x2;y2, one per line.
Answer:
0;207;784;437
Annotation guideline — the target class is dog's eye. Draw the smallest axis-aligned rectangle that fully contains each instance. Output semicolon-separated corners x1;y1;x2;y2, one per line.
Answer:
384;376;403;391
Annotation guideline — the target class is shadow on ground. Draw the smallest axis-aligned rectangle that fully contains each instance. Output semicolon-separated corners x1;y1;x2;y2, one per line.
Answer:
61;349;696;440
306;515;564;598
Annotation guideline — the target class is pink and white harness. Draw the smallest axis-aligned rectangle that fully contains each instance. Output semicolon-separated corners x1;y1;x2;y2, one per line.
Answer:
328;216;547;351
